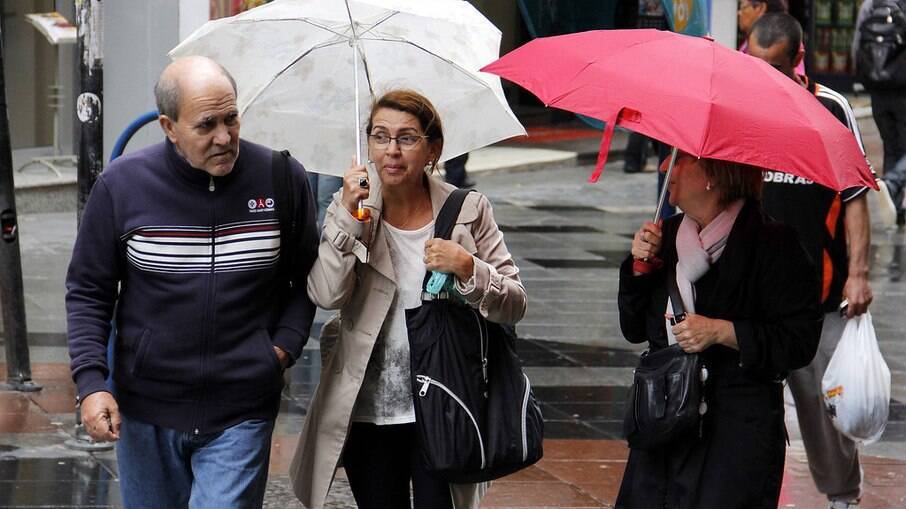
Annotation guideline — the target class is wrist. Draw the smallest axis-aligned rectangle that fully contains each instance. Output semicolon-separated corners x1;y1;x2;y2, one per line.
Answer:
847;267;869;279
456;252;474;281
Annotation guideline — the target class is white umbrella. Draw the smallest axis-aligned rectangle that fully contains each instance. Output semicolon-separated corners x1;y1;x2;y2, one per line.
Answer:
170;0;525;176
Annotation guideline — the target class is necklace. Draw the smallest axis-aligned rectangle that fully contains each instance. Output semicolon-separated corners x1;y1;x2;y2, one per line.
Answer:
384;192;432;231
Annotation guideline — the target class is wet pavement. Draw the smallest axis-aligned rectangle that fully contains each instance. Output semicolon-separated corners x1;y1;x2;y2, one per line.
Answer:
2;116;906;507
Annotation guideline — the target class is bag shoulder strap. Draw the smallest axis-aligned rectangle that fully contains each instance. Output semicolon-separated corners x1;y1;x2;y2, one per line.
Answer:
272;149;296;285
666;264;686;322
433;188;474;240
421;188;474;289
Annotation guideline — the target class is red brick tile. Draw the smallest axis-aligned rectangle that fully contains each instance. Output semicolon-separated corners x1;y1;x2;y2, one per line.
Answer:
863;462;906;488
860;488;906;507
540;439;629;461
483;481;603;507
574;482;622;505
495;464;560;482
536;459;626;486
29;387;77;414
0;408;56;433
0;363;73;382
269;434;300;473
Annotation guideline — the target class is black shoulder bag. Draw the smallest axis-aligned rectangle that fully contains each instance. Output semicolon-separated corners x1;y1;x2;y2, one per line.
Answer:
406;189;544;483
622;267;709;451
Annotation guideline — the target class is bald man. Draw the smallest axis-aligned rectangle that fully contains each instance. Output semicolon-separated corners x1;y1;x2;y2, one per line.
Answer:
66;56;319;508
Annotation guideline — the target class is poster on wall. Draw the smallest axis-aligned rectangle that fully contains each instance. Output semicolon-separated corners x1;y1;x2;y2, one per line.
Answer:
210;0;271;19
24;12;76;45
661;0;710;36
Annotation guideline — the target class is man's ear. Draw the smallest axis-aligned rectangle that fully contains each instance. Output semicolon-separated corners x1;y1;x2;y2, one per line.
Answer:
793;47;805;69
159;115;178;144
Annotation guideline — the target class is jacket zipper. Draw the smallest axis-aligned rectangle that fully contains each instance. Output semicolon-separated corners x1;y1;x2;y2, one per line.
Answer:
521;373;531;461
416;374;486;469
193;178;217;435
471;310;488;393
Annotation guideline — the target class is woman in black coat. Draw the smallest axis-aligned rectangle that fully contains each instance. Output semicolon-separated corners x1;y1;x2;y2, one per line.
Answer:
615;154;822;508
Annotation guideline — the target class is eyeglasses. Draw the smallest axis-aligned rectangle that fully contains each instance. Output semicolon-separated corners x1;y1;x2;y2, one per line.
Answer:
368;132;429;150
738;0;761;11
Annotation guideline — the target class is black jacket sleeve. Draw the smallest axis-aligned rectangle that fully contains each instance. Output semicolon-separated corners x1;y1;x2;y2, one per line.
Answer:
734;225;823;376
618;255;665;344
66;176;120;400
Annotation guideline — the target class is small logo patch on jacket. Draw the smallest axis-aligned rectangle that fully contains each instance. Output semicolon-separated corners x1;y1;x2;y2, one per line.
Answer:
248;197;275;213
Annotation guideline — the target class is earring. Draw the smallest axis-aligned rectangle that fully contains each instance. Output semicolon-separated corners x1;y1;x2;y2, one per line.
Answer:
706;182;713;191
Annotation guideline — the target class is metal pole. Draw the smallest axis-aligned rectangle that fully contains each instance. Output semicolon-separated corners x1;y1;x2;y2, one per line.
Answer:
67;0;112;452
76;0;103;223
0;22;41;393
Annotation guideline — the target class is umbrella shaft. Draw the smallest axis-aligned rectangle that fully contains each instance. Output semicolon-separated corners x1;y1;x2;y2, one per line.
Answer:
354;42;362;165
654;147;679;222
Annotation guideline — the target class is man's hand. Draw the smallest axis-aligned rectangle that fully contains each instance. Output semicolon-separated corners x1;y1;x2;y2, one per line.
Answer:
80;391;121;442
842;274;873;317
273;346;290;369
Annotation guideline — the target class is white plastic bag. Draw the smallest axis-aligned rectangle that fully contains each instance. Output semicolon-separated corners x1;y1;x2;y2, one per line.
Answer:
822;312;891;444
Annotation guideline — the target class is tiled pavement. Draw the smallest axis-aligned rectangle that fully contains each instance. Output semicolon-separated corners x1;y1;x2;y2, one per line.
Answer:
3;115;906;507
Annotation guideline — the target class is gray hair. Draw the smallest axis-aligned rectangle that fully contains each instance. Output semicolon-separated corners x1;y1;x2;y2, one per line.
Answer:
154;59;237;120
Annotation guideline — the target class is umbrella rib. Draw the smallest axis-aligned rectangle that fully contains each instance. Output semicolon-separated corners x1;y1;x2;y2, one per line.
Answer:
239;39;348;116
227;17;351;40
358;47;376;98
699;42;718;157
357;36;493;90
357;11;398;38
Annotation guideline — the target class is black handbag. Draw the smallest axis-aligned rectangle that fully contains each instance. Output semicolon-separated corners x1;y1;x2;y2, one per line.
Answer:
406;189;544;484
622;268;709;451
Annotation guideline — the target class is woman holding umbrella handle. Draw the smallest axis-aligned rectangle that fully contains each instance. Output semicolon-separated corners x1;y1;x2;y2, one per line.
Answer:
616;152;822;508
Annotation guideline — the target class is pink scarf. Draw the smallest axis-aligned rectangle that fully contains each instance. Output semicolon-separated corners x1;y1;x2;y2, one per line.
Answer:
666;200;745;344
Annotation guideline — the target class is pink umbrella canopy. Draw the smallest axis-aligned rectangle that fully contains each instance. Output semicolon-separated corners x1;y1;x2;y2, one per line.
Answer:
482;29;877;192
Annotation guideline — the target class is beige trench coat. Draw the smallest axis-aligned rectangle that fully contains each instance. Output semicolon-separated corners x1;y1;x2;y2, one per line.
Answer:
289;176;527;509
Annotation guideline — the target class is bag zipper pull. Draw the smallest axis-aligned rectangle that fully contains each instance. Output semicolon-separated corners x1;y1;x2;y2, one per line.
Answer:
416;375;430;397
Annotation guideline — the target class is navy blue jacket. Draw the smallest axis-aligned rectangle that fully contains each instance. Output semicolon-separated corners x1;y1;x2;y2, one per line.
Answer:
66;139;318;433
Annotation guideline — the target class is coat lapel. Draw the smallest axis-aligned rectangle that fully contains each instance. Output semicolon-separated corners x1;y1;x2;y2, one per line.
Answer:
362;191;396;283
710;200;761;305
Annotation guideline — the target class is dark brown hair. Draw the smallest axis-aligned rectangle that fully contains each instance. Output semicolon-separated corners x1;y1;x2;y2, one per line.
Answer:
750;0;788;13
367;89;444;156
701;159;764;206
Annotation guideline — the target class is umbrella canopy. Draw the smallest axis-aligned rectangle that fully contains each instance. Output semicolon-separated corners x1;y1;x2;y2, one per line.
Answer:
170;0;524;176
482;29;876;192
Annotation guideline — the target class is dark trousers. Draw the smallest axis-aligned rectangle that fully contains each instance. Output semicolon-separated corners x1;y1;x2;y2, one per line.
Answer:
343;422;454;509
623;131;653;172
871;89;906;209
444;153;470;187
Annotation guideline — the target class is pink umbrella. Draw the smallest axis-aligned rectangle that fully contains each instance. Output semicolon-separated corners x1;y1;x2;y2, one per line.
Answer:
482;29;876;193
